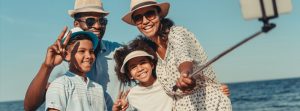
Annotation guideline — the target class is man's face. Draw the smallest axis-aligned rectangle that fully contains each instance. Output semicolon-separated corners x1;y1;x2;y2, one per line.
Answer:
75;12;107;40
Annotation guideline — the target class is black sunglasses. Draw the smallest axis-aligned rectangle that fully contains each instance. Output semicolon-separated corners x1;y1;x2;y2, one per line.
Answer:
132;10;157;25
78;17;108;27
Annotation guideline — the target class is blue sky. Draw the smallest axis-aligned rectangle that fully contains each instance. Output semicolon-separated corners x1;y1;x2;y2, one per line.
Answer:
0;0;299;102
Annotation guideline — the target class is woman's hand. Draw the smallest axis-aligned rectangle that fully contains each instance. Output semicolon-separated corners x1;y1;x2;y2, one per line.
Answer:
176;73;196;93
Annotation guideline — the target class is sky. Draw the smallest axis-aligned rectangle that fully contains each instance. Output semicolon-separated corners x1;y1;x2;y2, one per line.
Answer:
0;0;299;102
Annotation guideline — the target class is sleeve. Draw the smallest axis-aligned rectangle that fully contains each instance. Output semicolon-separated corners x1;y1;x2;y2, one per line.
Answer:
45;78;68;111
169;26;195;68
48;61;69;83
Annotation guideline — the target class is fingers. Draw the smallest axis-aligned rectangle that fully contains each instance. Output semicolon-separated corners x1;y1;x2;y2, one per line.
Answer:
122;90;130;99
57;26;68;40
220;84;230;96
56;26;69;52
176;74;196;92
62;31;71;49
117;91;123;99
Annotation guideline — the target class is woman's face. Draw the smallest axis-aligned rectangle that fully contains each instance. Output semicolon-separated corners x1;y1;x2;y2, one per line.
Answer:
132;6;160;38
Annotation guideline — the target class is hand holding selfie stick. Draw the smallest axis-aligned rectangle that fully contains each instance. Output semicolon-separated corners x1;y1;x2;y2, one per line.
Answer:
173;0;281;92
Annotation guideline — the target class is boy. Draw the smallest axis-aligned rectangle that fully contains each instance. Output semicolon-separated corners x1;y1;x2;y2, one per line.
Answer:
45;28;107;111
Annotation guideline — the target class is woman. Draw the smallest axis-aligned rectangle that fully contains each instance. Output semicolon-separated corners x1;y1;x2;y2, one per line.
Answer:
122;0;232;110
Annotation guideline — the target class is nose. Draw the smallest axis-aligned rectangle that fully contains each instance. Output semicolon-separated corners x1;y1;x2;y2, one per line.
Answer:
91;21;101;29
142;16;150;25
136;64;144;72
85;51;94;59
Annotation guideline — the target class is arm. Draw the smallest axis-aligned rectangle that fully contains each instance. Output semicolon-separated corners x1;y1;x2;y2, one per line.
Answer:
24;27;70;111
24;64;54;111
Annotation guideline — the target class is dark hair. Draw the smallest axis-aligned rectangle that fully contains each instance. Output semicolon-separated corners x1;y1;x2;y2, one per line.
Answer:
114;35;158;86
153;6;175;41
157;18;174;40
66;34;93;50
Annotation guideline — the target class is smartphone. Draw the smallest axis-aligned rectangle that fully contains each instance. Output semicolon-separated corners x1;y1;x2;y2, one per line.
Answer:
240;0;293;20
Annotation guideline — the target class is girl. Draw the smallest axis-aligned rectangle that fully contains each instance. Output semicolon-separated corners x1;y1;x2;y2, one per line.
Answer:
113;37;173;111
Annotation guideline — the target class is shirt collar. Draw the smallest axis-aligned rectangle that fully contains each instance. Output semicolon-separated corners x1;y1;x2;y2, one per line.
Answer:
66;71;90;84
99;40;107;52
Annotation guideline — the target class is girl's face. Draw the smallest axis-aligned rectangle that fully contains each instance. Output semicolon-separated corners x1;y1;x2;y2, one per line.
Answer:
67;40;95;76
132;6;160;38
127;56;155;87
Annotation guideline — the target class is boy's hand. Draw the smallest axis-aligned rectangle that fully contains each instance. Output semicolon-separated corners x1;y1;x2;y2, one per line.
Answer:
113;90;129;111
176;73;196;93
44;27;71;68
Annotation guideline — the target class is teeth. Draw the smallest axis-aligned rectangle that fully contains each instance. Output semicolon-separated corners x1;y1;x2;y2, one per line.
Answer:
139;72;147;78
144;25;152;30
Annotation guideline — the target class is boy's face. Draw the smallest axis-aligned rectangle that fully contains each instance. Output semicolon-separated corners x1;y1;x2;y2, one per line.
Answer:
66;39;95;75
127;56;155;87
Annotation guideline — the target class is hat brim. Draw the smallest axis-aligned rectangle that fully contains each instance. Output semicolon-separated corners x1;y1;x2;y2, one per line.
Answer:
68;8;109;18
62;31;99;50
120;50;154;73
122;2;170;25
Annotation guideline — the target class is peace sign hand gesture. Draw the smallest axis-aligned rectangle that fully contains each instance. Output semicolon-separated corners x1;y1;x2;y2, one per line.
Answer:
43;26;71;68
112;90;130;111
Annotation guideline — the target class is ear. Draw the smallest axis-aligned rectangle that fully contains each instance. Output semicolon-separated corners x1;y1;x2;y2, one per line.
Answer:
150;62;155;70
65;50;71;62
74;20;80;27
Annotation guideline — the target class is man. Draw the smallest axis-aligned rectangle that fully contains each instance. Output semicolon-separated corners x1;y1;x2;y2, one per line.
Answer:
24;0;121;110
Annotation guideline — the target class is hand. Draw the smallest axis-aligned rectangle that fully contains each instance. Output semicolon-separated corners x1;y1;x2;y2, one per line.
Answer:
220;84;230;96
112;90;129;111
176;73;196;93
44;27;71;68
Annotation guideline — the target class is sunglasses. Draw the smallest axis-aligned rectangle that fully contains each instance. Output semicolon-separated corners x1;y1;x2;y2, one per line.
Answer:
78;17;108;27
132;10;157;25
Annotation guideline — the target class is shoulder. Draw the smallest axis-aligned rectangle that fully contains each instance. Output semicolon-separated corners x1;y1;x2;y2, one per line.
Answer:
91;81;104;90
170;26;189;33
48;74;73;89
102;40;122;49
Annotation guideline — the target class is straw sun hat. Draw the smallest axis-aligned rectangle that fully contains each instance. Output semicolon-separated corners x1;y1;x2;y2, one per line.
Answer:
122;0;170;25
68;0;109;18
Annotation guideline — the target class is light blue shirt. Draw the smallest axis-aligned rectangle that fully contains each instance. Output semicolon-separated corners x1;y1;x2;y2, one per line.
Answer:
46;71;107;111
49;40;122;111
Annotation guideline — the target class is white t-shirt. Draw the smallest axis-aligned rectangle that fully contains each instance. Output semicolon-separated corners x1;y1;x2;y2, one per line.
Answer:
127;80;173;111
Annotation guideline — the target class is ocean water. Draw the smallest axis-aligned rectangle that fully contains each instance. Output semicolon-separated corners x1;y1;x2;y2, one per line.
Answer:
229;77;300;111
0;77;299;111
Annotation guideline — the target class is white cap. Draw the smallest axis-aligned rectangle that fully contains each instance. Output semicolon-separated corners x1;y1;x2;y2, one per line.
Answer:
120;50;154;73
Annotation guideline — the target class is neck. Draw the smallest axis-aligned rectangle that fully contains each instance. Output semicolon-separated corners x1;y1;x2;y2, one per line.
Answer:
139;77;156;87
69;67;87;82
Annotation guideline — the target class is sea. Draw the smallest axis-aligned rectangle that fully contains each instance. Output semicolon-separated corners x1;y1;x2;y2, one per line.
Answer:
0;77;299;111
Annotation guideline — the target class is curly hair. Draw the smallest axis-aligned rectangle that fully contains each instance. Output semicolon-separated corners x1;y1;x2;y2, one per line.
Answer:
114;35;158;86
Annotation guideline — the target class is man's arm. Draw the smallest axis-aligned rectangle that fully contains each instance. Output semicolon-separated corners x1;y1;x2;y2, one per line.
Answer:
24;64;53;111
24;27;70;111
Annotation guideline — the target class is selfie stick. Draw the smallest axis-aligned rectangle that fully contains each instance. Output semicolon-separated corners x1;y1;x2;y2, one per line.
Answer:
173;0;278;91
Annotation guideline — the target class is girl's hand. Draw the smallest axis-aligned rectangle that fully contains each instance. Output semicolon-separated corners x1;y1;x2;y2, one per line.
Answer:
112;90;130;111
